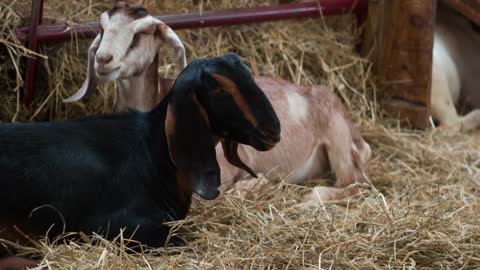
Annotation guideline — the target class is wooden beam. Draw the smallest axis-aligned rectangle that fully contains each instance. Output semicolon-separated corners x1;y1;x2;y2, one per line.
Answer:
364;0;436;129
444;0;480;26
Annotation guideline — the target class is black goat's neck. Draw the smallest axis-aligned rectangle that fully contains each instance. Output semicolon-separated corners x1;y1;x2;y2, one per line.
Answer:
146;94;193;212
116;54;160;112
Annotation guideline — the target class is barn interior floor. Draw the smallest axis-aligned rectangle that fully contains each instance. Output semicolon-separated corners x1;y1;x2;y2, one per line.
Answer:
1;1;479;268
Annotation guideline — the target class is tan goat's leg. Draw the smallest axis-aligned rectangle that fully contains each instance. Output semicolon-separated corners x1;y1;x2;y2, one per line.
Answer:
303;114;365;203
325;115;364;188
302;186;361;204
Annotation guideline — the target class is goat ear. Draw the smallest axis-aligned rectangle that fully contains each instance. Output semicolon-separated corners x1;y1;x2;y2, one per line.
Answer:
221;139;257;178
165;90;220;200
157;21;187;75
63;34;101;103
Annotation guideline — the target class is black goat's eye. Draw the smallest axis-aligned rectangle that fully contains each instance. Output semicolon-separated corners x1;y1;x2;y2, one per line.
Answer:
210;87;225;94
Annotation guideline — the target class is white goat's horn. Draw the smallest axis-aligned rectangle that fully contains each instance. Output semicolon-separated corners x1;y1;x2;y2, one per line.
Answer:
133;15;155;33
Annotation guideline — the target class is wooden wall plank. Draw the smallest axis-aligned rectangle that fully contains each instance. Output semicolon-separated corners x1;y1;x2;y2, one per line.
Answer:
364;0;436;129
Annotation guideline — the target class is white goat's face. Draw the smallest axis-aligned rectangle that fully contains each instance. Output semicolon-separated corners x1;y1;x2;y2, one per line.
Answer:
94;4;162;81
63;2;186;105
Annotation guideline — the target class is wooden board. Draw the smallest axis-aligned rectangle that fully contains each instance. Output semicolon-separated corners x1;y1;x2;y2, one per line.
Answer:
363;0;436;129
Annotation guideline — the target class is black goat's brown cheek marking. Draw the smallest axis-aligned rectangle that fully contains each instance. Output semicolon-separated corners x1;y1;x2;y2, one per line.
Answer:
175;170;192;198
191;92;210;126
165;105;175;137
210;73;258;127
165;105;176;163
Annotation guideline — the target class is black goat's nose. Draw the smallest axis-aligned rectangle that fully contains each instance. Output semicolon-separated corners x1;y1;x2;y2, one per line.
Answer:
259;127;281;143
96;53;113;64
270;133;281;143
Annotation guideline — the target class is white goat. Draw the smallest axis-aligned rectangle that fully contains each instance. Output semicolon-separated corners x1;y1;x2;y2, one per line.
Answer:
431;4;480;131
217;77;372;202
63;1;186;112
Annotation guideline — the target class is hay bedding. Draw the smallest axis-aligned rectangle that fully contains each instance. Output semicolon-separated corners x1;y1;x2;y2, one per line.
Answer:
1;0;479;268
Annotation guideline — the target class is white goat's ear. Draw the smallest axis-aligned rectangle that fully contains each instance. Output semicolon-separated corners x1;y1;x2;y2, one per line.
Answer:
156;20;187;75
63;34;102;103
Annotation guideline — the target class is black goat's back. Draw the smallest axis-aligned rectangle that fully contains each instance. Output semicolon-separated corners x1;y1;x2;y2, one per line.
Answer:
0;105;190;247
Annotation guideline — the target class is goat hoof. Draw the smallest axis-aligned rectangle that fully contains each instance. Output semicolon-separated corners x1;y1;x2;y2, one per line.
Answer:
302;186;339;205
300;186;363;208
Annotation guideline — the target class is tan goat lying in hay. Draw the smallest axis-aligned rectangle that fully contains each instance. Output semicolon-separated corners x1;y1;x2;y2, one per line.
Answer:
217;78;371;202
431;4;480;131
66;2;371;203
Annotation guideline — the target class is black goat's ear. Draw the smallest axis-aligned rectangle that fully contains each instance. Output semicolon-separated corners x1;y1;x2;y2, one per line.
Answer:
165;90;220;200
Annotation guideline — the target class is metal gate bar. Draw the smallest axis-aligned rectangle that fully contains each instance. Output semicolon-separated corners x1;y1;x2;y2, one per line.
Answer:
17;0;367;107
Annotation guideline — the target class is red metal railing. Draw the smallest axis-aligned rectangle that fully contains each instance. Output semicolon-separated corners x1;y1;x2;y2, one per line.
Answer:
17;0;368;107
23;0;44;109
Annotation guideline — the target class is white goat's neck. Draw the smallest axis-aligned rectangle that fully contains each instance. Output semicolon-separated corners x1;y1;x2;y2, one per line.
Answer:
115;54;159;112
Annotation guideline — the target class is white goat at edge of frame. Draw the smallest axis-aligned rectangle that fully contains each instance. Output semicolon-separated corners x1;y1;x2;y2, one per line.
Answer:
430;4;480;131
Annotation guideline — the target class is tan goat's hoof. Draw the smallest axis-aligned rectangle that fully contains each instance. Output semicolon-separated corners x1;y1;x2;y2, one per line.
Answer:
300;186;363;209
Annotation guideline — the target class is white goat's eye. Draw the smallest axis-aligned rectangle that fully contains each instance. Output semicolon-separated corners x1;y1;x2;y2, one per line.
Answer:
128;33;141;50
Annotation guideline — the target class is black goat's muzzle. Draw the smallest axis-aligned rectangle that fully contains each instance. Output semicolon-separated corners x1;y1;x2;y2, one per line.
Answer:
253;127;281;151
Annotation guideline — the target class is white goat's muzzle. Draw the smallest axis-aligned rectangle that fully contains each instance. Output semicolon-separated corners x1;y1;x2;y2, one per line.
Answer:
93;13;159;81
95;64;121;81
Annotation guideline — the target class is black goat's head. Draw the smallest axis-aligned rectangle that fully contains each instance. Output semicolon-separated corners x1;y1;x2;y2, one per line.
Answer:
165;53;281;200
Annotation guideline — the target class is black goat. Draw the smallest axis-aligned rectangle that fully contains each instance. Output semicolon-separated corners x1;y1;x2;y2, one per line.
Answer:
0;53;280;268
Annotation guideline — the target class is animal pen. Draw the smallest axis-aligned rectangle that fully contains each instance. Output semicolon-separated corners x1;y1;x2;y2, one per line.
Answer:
0;0;480;269
13;0;433;128
17;0;470;129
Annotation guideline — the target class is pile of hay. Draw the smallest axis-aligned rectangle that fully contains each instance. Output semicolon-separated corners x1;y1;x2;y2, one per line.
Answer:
1;0;479;269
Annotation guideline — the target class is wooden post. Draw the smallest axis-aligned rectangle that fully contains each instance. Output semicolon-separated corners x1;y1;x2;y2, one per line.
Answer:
364;0;436;129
